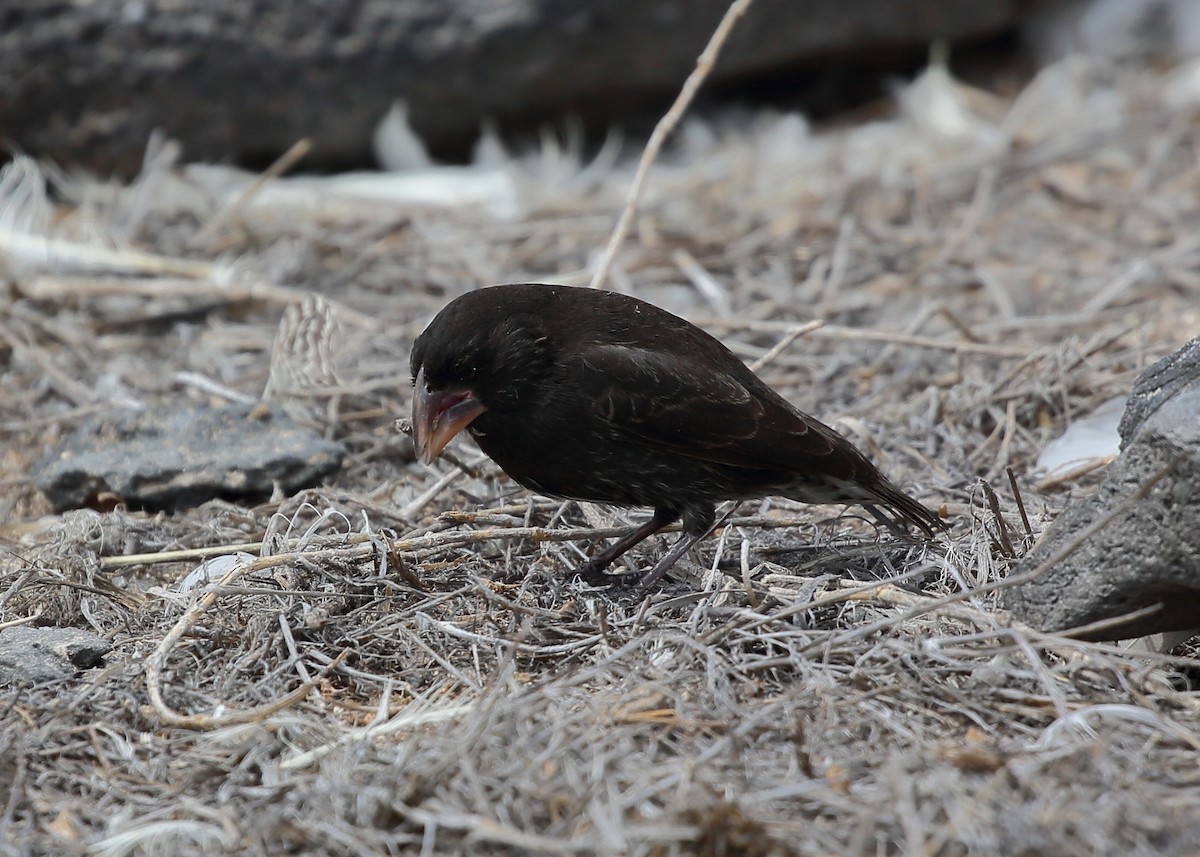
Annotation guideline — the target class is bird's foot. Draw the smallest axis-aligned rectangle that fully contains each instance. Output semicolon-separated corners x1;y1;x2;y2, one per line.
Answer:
576;566;643;588
577;561;642;588
578;529;728;590
577;557;681;590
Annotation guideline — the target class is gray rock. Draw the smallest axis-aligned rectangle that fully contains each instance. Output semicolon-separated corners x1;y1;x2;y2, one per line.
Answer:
1005;352;1200;641
1117;335;1200;446
0;626;110;685
1;0;1047;175
33;403;345;512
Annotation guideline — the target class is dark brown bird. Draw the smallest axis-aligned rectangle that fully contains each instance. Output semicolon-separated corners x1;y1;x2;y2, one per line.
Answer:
410;284;941;588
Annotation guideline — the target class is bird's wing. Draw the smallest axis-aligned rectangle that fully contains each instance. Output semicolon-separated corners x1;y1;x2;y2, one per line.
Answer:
572;344;863;479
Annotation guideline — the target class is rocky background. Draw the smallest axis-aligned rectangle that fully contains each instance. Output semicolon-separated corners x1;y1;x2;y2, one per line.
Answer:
5;0;1045;173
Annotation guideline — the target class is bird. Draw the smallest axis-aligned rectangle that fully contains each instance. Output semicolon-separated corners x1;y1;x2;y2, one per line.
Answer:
410;283;942;589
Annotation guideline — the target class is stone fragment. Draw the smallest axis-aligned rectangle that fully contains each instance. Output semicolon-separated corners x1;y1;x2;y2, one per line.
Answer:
0;626;110;685
33;404;345;512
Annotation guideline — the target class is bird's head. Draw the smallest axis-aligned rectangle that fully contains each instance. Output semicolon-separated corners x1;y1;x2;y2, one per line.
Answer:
409;294;554;464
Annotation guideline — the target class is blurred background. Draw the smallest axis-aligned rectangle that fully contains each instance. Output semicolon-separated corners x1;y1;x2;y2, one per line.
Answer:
4;0;1196;176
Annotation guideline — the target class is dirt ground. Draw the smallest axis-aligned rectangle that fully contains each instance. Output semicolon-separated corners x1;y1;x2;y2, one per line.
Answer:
2;53;1200;856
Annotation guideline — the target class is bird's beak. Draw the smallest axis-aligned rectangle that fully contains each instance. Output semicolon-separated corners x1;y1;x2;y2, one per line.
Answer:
411;367;487;465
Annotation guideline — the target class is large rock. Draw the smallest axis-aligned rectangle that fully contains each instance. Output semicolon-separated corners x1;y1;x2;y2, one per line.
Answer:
1;0;1044;175
1005;337;1200;641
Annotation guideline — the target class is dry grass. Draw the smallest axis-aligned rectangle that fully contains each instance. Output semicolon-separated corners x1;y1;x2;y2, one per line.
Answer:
3;52;1200;856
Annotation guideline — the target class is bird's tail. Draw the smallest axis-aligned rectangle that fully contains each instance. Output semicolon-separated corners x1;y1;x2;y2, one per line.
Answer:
861;479;944;539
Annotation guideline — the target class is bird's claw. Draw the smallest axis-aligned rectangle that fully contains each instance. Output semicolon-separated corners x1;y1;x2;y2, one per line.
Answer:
577;562;642;588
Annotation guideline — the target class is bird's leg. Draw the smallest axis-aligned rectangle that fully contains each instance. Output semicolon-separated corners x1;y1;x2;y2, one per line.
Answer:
577;508;678;586
637;503;736;590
